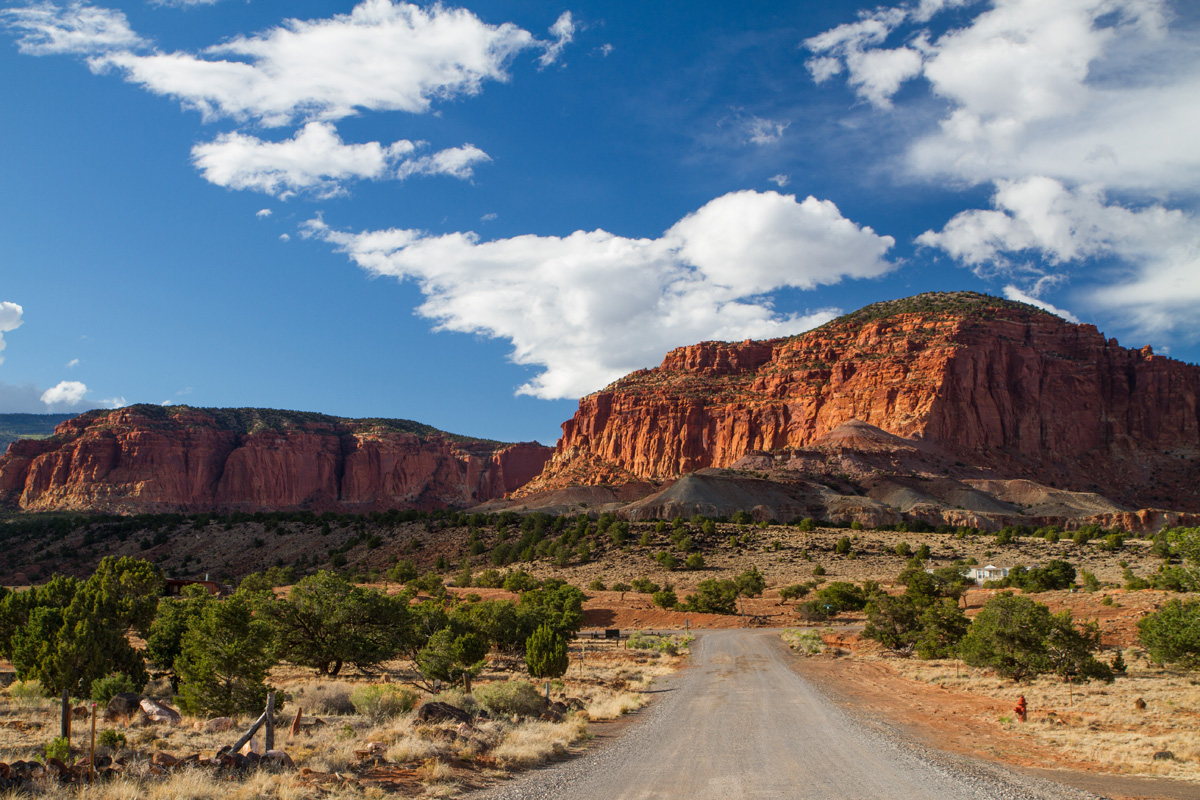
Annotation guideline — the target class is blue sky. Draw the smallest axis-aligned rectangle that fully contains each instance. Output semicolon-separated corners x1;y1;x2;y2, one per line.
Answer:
2;0;1198;445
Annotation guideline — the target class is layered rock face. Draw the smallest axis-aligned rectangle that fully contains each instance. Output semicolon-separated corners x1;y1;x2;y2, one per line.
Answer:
0;406;551;513
525;293;1200;512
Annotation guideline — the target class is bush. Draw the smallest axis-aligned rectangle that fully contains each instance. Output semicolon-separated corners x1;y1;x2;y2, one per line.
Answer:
1139;599;1200;668
685;553;705;570
778;583;810;602
525;624;568;679
175;593;277;717
588;579;607;591
680;579;739;614
474;680;545;717
630;578;659;594
97;730;126;750
8;680;42;701
812;564;827;576
894;542;912;557
611;582;632;593
90;673;138;705
652;589;677;609
734;567;765;598
351;684;418;721
626;632;683;655
835;537;852;555
915;600;970;659
45;736;70;763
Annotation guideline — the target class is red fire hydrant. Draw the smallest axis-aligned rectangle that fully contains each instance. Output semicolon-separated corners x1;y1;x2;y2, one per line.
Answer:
1014;695;1027;723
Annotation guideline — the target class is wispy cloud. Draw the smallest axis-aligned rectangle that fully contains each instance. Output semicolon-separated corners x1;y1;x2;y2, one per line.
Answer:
2;1;145;56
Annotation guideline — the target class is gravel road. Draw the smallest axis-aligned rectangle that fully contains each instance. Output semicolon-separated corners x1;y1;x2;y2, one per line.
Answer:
472;629;1102;800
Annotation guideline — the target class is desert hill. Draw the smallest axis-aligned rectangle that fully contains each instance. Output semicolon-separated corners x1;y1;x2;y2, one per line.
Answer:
504;292;1200;532
0;405;551;513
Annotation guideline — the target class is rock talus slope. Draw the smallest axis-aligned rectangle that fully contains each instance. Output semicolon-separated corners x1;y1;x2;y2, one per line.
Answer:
0;406;551;513
524;293;1200;515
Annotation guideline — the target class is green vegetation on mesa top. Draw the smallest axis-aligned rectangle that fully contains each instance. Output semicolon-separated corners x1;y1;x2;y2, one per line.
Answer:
824;291;1053;329
66;405;507;447
0;414;76;450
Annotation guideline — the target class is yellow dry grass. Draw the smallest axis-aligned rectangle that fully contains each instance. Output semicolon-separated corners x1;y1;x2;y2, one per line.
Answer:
890;648;1200;781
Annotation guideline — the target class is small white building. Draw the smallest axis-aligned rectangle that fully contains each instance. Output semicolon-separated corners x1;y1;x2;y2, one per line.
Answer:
966;565;1010;584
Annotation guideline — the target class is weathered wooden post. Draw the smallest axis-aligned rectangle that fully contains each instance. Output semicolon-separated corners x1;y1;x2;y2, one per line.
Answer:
264;692;275;752
61;687;70;742
89;703;97;783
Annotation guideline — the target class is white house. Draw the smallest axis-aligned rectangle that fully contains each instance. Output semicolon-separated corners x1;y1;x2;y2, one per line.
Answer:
966;565;1010;584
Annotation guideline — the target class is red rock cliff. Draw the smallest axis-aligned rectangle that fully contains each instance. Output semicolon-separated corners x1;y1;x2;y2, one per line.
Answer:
0;406;552;513
525;293;1200;511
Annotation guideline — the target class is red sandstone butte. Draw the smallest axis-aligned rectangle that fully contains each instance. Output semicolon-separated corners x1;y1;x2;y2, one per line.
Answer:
0;406;551;514
523;292;1200;513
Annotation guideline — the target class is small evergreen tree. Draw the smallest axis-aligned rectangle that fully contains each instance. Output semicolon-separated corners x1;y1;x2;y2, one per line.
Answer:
175;594;277;717
525;623;569;679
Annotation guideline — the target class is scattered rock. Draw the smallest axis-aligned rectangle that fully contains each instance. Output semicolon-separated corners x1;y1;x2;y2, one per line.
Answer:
262;750;295;770
416;701;471;724
140;698;182;725
202;716;234;733
71;705;89;721
151;752;179;768
103;693;142;722
1153;750;1175;761
1134;697;1147;710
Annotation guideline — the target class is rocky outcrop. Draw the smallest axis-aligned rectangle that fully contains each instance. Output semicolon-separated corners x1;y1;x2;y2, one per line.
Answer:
0;406;551;513
525;293;1200;513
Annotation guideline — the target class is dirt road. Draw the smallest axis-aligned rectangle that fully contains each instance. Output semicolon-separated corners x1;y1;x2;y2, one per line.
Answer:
476;629;1094;800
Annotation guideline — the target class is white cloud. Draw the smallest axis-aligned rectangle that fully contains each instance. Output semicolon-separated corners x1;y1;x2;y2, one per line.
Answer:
769;174;790;188
395;144;490;181
101;395;126;408
2;1;145;56
279;233;290;242
304;190;894;399
191;121;418;198
65;358;80;368
92;1;541;127
803;7;922;108
919;176;1200;336
1001;285;1080;323
809;0;1200;345
149;0;224;7
537;11;575;67
481;212;498;222
743;115;789;146
256;208;272;218
0;301;24;366
41;380;87;407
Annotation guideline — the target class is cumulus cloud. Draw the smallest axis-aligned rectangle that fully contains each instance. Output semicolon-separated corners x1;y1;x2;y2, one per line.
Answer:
101;395;126;408
0;302;24;365
809;0;1200;345
304;190;895;399
256;208;272;218
919;176;1200;336
191;121;418;198
149;0;224;7
90;1;543;127
537;11;575;67
1;1;144;55
40;380;87;407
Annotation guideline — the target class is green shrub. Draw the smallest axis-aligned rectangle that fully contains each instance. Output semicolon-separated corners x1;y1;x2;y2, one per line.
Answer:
626;633;682;655
588;579;607;591
45;736;70;763
630;578;659;594
525;624;568;679
611;582;632;593
652;589;677;609
782;629;824;655
734;567;765;597
894;541;912;557
685;553;705;570
8;680;43;700
1139;598;1200;668
835;537;852;555
90;673;138;705
474;680;544;717
97;730;126;750
351;684;418;721
680;579;739;614
779;584;810;602
812;564;826;576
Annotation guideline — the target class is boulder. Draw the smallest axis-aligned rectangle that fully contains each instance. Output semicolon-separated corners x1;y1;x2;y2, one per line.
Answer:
103;693;142;722
140;698;182;725
415;701;471;725
202;716;234;733
262;750;295;770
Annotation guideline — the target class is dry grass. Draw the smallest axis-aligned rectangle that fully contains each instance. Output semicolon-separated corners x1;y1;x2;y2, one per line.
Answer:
490;716;589;768
0;638;676;798
889;648;1200;781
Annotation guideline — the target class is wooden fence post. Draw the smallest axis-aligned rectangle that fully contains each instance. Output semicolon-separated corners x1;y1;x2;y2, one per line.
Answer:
61;687;70;742
264;692;275;752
